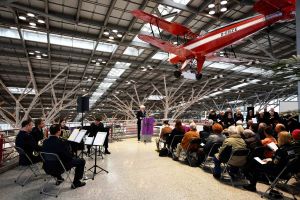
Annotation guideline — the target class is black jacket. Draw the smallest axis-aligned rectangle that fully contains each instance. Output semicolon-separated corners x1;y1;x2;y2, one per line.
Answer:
30;127;44;145
42;136;73;173
136;110;146;124
88;122;106;137
15;130;41;165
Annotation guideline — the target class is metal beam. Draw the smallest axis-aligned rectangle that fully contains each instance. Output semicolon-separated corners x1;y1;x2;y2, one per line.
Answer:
248;38;277;61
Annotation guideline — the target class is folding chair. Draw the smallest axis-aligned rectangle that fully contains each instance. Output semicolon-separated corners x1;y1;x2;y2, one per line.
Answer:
40;152;75;198
221;148;250;186
169;135;184;157
14;146;41;187
186;138;201;167
201;142;222;171
261;149;300;200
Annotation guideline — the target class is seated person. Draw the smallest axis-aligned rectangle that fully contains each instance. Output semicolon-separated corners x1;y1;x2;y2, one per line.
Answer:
88;116;110;154
274;123;286;139
59;118;69;138
213;125;247;178
292;129;300;142
15;119;41;165
241;129;261;149
31;118;46;146
203;123;225;155
166;120;185;150
42;124;86;189
243;131;297;192
173;123;199;160
156;120;172;150
261;126;277;158
200;125;211;144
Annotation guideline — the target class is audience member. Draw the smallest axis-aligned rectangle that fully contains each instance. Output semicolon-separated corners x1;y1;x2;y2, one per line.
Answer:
208;110;218;122
42;124;86;188
243;131;295;192
257;122;267;140
156;120;172;150
173;123;199;160
213;126;247;178
204;123;225;155
261;126;277;158
274;123;286;139
291;129;300;142
234;110;244;123
15;119;42;165
166;120;185;150
200;125;211;144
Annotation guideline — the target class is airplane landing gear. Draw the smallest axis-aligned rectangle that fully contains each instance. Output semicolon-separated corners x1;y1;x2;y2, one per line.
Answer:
196;73;202;80
174;70;182;78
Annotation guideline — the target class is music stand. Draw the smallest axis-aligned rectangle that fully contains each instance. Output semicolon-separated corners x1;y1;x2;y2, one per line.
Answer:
86;132;109;180
68;129;86;157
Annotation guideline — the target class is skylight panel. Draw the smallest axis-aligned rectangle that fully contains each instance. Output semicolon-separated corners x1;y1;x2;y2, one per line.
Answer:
152;52;168;60
7;87;35;95
22;29;47;43
50;34;95;50
96;41;118;53
146;95;165;100
133;35;147;44
206;62;232;69
123;46;144;56
172;0;190;5
141;23;160;35
158;4;180;19
107;68;126;77
0;27;20;39
241;67;264;74
113;62;131;69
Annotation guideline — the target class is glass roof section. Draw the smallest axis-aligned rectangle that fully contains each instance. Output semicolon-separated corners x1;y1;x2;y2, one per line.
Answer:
152;52;168;60
0;27;118;53
123;47;144;56
7;87;35;95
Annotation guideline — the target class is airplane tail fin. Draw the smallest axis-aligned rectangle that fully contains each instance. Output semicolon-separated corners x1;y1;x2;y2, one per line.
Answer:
254;0;295;19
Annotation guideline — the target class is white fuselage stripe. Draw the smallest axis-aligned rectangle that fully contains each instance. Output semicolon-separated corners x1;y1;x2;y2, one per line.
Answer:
184;17;267;51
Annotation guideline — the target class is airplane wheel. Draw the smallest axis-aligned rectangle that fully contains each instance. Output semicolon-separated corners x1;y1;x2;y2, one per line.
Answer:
174;71;182;78
196;73;202;80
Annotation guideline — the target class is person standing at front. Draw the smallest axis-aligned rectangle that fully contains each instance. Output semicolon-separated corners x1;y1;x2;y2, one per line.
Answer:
136;105;146;141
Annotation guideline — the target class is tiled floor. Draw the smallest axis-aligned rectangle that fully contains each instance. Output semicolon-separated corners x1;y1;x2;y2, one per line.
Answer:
0;138;298;200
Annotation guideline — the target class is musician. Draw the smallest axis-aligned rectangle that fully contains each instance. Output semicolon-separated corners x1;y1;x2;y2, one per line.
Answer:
89;116;110;154
59;118;69;137
136;105;146;141
42;124;86;189
30;118;46;146
15;119;41;165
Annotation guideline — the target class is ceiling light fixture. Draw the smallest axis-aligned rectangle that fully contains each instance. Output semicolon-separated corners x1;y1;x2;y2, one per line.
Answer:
220;0;228;5
220;7;227;12
208;0;229;15
109;36;114;40
27;13;35;17
37;18;45;24
117;33;122;38
209;10;216;15
29;20;36;26
104;31;109;35
112;29;118;33
18;15;26;20
208;4;215;8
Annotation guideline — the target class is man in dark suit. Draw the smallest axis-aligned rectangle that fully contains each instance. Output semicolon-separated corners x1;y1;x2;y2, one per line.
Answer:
15;119;41;165
30;118;45;146
89;116;110;154
136;105;146;141
42;124;86;189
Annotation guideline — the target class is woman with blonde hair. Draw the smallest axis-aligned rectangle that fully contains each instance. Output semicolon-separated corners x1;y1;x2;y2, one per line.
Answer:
243;131;295;192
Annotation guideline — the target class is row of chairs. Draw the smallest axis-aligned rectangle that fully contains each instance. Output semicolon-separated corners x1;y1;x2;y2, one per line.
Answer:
160;137;300;199
14;146;73;198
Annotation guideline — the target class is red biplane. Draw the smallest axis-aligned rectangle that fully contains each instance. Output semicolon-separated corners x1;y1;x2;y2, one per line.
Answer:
131;0;295;80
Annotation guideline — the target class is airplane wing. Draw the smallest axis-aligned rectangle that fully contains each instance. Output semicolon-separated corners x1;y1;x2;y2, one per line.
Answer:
206;53;255;65
132;10;198;39
254;0;295;16
138;34;194;58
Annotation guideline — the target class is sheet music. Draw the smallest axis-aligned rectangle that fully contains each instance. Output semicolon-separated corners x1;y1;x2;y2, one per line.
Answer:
85;137;94;145
197;125;203;132
68;129;79;141
267;142;278;152
74;130;87;143
252;118;257;124
93;132;107;146
254;157;272;165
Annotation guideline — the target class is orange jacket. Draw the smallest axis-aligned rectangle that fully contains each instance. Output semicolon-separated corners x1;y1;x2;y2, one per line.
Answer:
181;130;200;150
